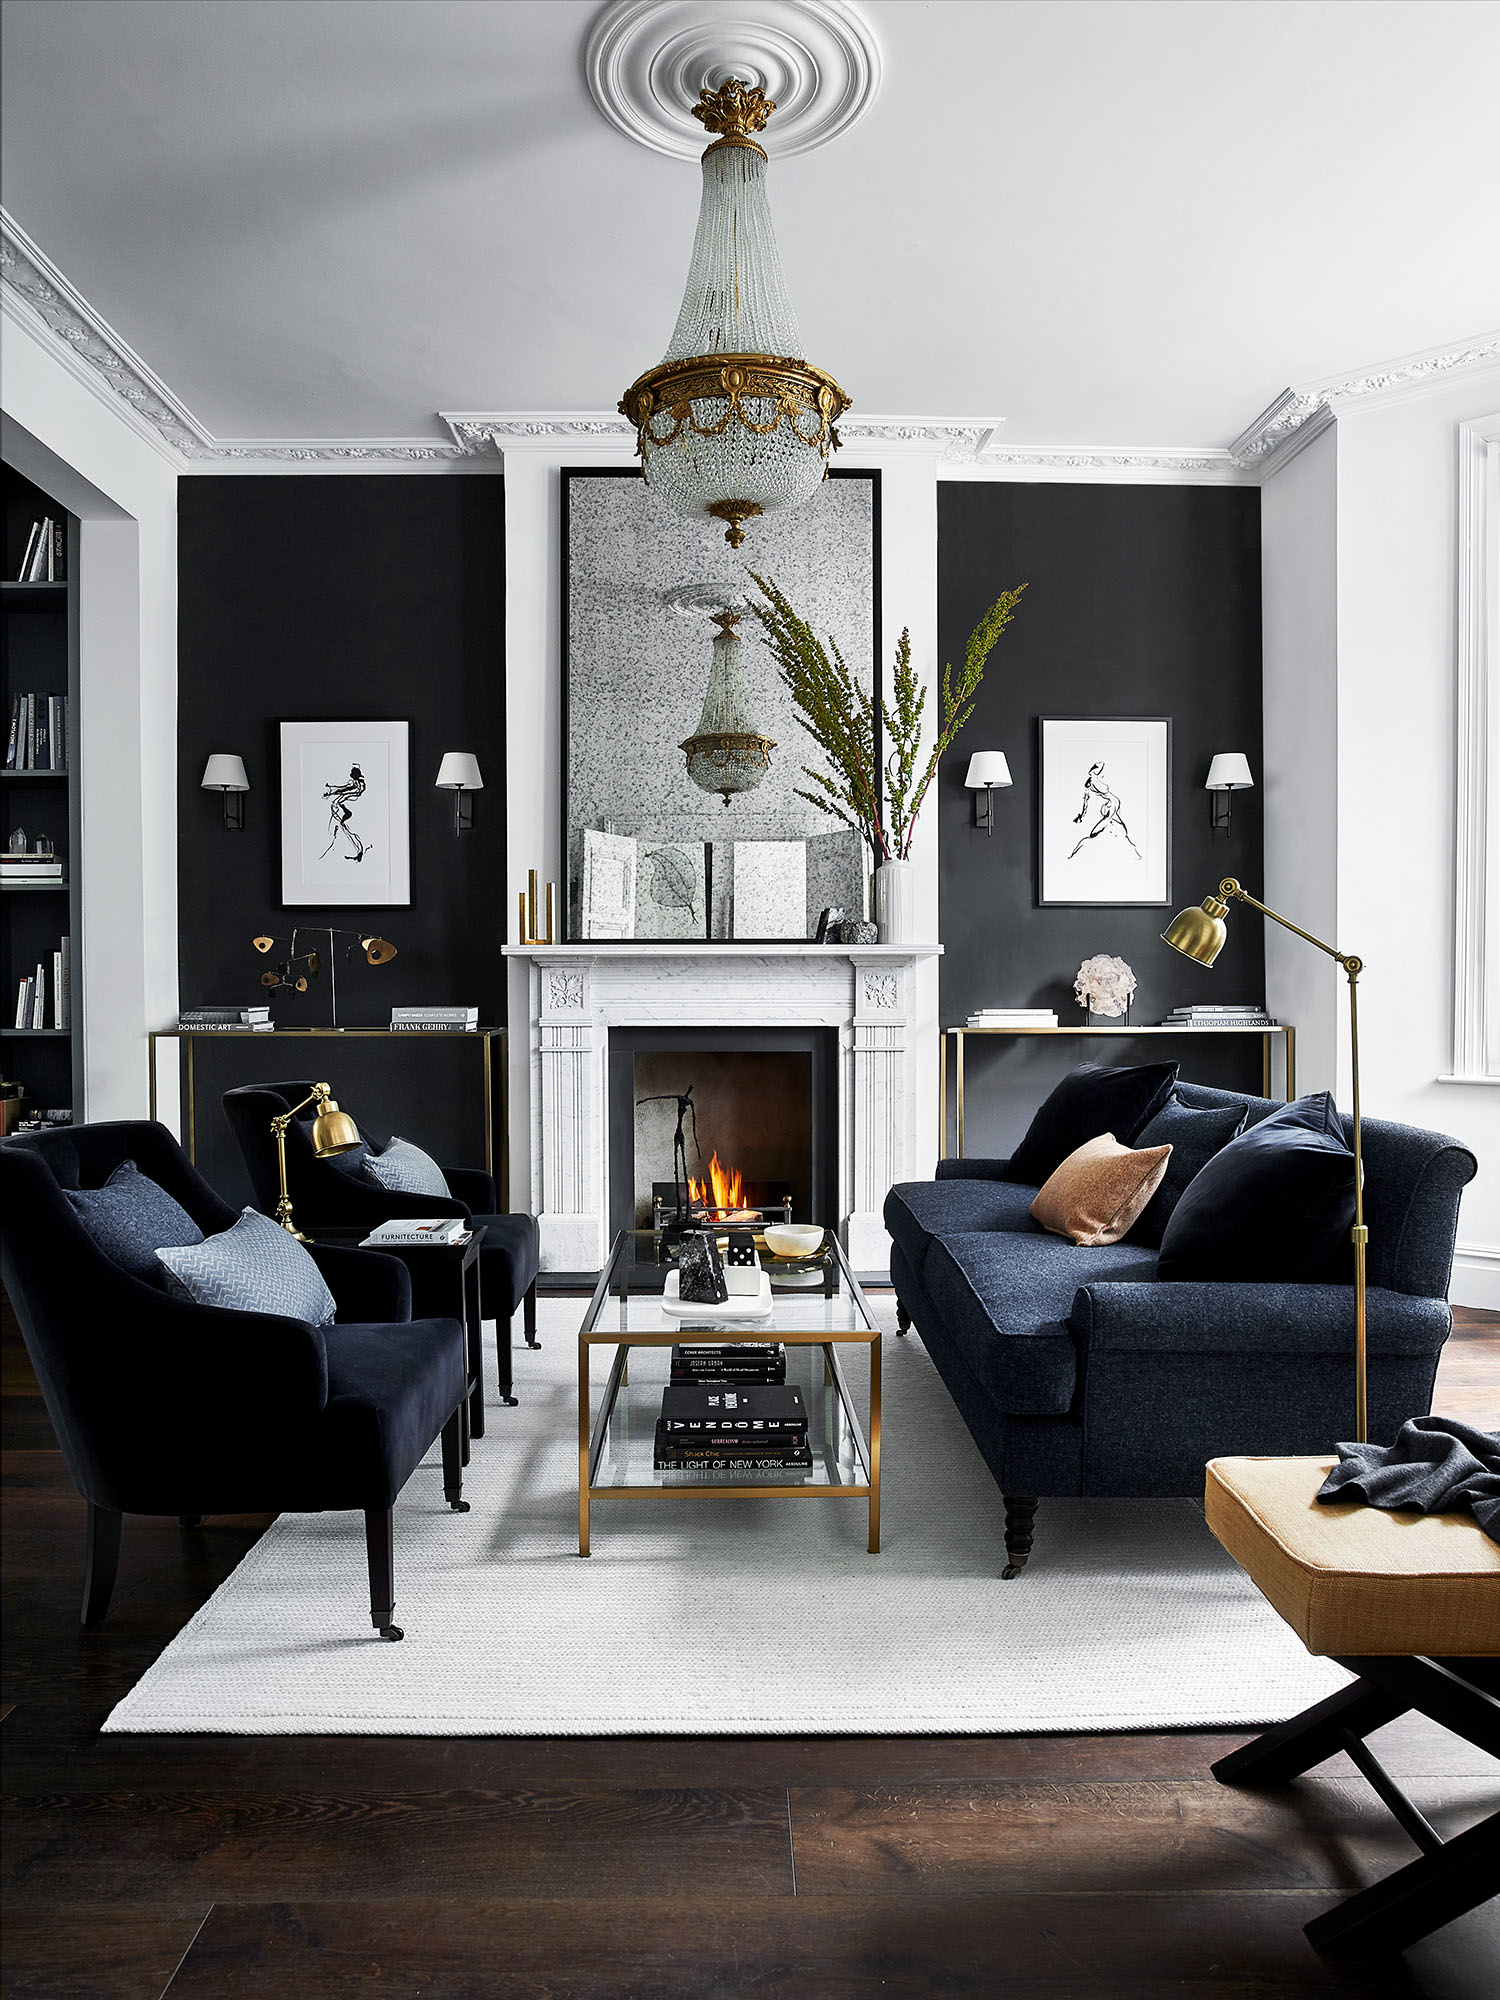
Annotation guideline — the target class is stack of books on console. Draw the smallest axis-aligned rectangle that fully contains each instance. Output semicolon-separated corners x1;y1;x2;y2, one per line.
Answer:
361;1216;469;1248
966;1007;1059;1028
1160;1004;1277;1028
669;1341;786;1385
654;1382;812;1472
390;1006;478;1032
177;1006;273;1032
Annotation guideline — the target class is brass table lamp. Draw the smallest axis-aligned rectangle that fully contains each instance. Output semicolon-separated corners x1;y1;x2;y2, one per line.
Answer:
269;1082;362;1240
1161;876;1368;1442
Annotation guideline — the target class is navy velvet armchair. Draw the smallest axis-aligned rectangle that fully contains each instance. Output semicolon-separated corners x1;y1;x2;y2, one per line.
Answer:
886;1084;1478;1575
223;1080;540;1371
0;1120;471;1640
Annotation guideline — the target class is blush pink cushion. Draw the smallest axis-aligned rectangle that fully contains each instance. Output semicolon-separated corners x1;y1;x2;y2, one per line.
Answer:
1030;1133;1173;1247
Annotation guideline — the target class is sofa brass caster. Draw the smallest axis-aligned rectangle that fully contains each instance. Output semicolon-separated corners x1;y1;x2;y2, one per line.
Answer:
378;1624;404;1641
448;1500;470;1513
499;1394;519;1408
524;1337;541;1351
1001;1556;1028;1580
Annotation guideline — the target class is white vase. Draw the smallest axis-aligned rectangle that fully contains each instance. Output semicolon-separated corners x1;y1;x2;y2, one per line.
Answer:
875;859;914;944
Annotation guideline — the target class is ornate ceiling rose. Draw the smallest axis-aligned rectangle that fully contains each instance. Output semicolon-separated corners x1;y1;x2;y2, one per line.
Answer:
585;0;881;162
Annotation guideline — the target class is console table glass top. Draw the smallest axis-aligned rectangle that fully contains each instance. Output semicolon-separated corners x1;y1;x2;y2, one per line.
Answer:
940;1022;1296;1159
579;1228;882;1557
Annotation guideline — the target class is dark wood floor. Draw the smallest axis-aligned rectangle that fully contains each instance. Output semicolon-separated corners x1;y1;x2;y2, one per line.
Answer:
4;1298;1497;1999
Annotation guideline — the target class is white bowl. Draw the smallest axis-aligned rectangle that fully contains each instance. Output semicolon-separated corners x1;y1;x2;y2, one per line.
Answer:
762;1224;825;1258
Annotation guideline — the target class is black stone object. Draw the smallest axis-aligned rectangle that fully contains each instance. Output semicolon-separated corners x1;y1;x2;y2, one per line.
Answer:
677;1230;729;1304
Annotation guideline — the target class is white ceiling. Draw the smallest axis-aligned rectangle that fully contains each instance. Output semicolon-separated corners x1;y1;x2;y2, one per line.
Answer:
2;0;1498;450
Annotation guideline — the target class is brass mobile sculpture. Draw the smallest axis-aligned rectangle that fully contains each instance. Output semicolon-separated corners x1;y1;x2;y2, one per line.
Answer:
251;927;397;1031
1162;876;1369;1441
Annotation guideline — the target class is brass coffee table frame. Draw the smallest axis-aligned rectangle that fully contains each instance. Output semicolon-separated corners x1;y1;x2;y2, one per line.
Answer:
578;1229;882;1558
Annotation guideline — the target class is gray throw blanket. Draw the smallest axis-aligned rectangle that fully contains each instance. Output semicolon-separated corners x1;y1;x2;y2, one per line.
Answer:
1317;1417;1500;1543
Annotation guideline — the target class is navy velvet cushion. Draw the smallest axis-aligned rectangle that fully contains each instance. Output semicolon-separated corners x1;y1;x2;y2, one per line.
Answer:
1126;1092;1249;1248
1002;1062;1179;1188
157;1207;338;1325
1157;1091;1357;1285
362;1136;449;1197
65;1159;204;1283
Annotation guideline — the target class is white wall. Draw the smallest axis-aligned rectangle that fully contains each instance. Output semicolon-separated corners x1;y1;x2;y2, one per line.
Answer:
1261;425;1340;1095
1334;368;1500;1307
0;305;179;1122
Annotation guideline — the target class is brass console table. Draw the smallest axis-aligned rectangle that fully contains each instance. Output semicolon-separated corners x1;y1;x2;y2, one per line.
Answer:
147;1027;506;1190
940;1022;1295;1160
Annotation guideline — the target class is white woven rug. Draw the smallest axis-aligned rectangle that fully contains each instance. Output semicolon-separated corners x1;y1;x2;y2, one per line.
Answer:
104;1298;1347;1735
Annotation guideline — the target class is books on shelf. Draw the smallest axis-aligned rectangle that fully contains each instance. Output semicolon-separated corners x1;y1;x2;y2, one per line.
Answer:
669;1341;786;1384
52;937;70;1031
13;518;65;583
177;1006;273;1030
658;1382;807;1438
966;1008;1059;1028
360;1217;469;1248
654;1444;814;1472
390;1006;479;1032
1160;1005;1276;1027
3;693;68;771
0;854;66;883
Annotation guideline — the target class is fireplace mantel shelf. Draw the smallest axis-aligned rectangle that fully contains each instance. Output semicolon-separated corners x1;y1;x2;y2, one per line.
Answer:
504;943;943;959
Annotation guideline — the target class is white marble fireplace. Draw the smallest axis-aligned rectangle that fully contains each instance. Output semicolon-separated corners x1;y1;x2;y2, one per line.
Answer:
503;943;941;1275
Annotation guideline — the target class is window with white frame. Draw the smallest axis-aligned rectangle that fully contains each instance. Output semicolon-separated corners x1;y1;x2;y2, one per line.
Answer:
1452;414;1500;1080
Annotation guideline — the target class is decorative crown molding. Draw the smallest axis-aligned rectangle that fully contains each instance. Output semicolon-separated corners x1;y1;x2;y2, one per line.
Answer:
584;0;882;162
1;208;467;468
440;412;1011;461
1232;334;1500;475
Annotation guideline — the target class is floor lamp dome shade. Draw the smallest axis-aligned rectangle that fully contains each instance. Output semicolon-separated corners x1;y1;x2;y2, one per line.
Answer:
619;79;850;549
1162;893;1231;965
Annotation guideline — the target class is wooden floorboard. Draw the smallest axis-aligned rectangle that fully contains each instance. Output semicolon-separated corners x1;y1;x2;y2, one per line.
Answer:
3;1295;1496;1998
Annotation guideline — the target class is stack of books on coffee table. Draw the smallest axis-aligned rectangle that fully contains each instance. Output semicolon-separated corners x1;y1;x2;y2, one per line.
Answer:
669;1341;785;1385
654;1381;811;1473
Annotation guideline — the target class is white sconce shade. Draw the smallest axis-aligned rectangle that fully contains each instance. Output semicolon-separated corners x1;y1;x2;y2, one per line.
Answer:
1205;753;1254;836
202;753;249;830
965;751;1013;789
1205;753;1254;791
435;752;483;833
201;754;250;792
435;752;484;791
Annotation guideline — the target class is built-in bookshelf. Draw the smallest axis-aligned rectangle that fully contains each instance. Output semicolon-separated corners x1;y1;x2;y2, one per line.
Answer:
2;464;82;1131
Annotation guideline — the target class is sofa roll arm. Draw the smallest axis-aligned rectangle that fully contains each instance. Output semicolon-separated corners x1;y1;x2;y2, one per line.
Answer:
1069;1281;1451;1357
444;1166;496;1211
307;1242;412;1324
935;1157;1014;1183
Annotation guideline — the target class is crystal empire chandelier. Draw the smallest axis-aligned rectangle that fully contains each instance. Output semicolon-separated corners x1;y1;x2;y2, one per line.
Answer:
669;586;776;804
619;77;851;550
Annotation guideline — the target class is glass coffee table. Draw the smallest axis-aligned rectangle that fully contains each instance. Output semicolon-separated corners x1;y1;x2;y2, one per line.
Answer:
578;1228;882;1557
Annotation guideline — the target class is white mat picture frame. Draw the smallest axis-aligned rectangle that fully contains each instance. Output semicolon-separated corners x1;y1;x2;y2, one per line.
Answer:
732;840;807;939
279;719;410;907
1038;716;1171;907
580;828;637;939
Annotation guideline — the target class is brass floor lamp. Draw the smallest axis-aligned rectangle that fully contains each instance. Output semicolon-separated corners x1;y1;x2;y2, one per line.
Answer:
269;1082;362;1240
1161;876;1367;1443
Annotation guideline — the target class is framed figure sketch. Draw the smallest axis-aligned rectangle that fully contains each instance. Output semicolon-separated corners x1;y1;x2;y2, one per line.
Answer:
279;719;411;906
1038;716;1171;906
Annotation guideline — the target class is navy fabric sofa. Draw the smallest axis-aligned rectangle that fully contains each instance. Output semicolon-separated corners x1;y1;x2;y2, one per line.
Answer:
885;1083;1477;1576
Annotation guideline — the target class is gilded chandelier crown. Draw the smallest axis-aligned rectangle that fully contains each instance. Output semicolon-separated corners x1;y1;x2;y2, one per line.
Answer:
693;78;775;145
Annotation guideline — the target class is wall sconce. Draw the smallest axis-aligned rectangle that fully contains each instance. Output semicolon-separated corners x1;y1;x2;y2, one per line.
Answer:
435;752;484;834
964;751;1012;836
1205;752;1254;835
201;753;249;832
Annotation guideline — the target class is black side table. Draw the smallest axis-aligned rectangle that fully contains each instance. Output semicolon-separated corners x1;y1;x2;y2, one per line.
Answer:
312;1225;513;1455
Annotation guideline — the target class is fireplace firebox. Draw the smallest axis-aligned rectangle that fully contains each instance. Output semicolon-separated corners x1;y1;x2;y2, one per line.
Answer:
608;1027;838;1247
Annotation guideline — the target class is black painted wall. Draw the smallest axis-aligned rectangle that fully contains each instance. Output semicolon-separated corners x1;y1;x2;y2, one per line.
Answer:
176;475;506;1202
937;482;1266;1159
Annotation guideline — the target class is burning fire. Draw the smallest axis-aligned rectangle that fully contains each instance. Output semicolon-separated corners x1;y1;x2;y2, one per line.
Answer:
689;1152;743;1213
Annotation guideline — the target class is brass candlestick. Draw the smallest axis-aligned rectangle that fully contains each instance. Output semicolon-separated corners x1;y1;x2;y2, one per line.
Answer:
518;868;556;945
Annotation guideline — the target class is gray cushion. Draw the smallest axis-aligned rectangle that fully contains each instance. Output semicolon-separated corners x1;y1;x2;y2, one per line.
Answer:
924;1229;1158;1416
65;1159;204;1284
362;1136;449;1198
884;1177;1043;1270
157;1207;337;1325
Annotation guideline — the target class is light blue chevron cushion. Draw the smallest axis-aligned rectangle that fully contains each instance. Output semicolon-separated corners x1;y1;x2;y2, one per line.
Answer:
156;1207;337;1325
361;1135;449;1197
